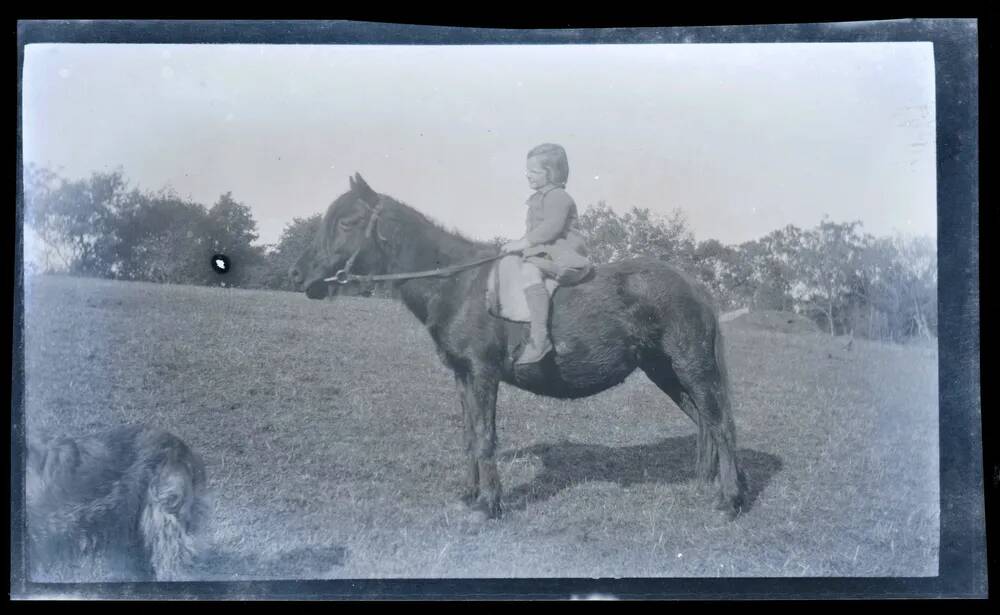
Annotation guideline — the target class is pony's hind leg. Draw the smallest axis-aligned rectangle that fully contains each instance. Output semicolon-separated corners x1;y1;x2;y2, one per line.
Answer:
640;358;715;483
642;352;746;520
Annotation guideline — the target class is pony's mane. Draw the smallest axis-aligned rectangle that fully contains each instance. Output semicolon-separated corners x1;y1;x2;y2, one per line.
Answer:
382;195;492;249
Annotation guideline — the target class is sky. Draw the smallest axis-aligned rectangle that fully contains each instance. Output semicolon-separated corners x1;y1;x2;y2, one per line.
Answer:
22;42;936;255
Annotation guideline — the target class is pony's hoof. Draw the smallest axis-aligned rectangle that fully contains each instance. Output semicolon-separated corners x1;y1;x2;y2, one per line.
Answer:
719;506;740;522
714;495;742;521
464;506;501;526
467;498;502;522
465;509;490;525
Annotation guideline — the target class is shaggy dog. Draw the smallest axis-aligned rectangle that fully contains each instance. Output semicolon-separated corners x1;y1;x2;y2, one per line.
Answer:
25;424;207;581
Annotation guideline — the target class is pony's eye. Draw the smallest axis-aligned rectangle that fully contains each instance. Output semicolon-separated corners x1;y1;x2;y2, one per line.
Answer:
339;218;362;229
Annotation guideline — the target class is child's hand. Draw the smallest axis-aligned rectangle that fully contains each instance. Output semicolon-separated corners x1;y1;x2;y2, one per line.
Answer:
502;239;529;254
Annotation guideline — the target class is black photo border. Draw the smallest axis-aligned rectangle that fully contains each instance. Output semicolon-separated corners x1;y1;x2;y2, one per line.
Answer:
12;18;985;600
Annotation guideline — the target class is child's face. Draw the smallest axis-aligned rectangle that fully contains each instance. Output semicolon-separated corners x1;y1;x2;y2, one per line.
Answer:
526;157;550;190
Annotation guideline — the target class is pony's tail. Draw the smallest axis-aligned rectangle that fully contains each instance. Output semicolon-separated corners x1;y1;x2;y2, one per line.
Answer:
714;321;734;423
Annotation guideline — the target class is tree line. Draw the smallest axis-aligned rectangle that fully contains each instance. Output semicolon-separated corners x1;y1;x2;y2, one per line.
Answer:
573;202;936;342
24;166;936;342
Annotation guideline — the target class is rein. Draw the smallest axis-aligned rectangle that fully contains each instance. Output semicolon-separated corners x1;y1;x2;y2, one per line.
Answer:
323;197;505;285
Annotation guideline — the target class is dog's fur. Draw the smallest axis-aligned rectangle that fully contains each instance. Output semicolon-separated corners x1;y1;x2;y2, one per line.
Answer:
25;425;207;581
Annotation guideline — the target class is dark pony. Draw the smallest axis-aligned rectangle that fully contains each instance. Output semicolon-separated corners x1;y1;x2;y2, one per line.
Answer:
292;174;746;520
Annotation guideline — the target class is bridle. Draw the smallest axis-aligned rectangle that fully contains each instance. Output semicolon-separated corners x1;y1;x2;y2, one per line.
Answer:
325;198;387;285
324;197;505;286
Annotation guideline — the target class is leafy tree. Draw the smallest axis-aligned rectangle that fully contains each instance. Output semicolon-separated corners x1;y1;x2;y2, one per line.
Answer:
23;167;269;289
578;202;695;267
791;219;865;336
842;233;937;342
690;239;742;310
577;201;628;263
884;235;937;340
204;192;265;287
256;214;323;291
847;235;898;341
726;229;798;312
24;165;140;277
122;193;210;284
23;164;71;272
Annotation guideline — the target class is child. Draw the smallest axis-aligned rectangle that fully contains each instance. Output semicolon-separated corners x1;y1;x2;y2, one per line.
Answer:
502;143;593;364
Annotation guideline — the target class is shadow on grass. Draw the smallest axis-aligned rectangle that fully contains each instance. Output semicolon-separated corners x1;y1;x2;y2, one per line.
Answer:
501;434;782;513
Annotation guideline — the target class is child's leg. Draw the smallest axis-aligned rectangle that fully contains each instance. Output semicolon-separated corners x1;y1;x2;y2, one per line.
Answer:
517;261;552;364
520;261;544;288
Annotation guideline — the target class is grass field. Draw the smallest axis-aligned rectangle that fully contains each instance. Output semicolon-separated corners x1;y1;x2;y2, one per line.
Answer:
20;275;940;579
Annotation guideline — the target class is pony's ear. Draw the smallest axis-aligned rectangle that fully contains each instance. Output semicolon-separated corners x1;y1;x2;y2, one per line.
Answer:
348;175;357;191
353;173;378;207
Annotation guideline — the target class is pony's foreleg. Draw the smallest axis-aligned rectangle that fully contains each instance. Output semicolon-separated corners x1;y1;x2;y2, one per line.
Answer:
457;372;502;520
456;376;479;506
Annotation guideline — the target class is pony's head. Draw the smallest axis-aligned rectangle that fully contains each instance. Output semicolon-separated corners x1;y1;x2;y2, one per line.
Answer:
291;173;390;299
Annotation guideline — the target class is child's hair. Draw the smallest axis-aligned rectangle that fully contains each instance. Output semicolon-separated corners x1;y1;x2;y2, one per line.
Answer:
527;143;569;187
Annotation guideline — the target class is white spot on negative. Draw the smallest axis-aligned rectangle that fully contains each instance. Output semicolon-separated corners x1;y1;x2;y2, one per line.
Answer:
58;68;71;78
225;113;235;122
161;66;175;79
594;175;600;180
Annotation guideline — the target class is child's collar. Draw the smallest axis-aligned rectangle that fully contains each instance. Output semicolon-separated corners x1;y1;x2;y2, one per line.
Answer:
536;184;561;196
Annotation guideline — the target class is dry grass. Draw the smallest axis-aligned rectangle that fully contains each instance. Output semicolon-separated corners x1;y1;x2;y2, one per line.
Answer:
20;275;939;579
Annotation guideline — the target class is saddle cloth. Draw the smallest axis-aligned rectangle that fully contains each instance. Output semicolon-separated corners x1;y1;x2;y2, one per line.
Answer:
486;255;558;323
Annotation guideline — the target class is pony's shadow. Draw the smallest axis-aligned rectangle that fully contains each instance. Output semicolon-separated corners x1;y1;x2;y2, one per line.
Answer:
500;434;782;514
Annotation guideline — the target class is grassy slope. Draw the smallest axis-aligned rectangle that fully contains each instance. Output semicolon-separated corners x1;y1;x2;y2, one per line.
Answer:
21;275;939;579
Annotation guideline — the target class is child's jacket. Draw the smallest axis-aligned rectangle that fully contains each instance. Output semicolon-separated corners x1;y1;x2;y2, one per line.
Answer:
522;185;593;285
